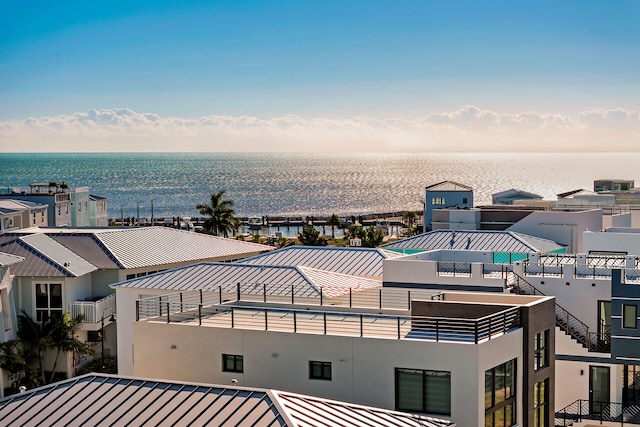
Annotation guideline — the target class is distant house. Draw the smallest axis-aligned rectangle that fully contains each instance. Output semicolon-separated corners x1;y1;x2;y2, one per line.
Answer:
424;181;473;232
0;200;48;232
594;179;634;192
491;188;543;205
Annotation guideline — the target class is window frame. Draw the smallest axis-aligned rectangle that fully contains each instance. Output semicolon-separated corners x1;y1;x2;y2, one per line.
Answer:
309;360;332;381
395;367;452;416
222;354;244;373
485;358;517;427
34;282;64;322
533;379;548;427
534;330;549;371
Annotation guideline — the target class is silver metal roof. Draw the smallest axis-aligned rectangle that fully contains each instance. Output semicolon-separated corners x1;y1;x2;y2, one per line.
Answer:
0;374;455;427
0;252;24;267
491;188;542;200
382;230;564;253
20;234;97;277
0;199;46;210
237;246;404;277
113;262;381;298
425;181;472;191
91;227;273;268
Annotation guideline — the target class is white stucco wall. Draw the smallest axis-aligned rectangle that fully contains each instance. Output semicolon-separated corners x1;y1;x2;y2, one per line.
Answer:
133;321;523;427
583;229;640;256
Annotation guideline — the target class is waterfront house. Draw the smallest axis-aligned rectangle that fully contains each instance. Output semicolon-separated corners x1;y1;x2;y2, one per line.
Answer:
492;188;543;205
0;200;48;233
424;181;473;232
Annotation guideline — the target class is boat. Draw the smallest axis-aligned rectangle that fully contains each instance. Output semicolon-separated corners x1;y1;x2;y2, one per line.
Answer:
247;217;264;230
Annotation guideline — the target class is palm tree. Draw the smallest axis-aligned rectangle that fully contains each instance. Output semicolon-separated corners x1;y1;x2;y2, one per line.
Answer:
326;214;340;239
403;211;418;236
196;190;240;237
17;311;55;385
47;312;94;383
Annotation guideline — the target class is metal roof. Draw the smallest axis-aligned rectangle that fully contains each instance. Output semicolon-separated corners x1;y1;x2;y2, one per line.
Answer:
0;374;455;427
91;227;273;268
0;235;96;277
425;181;472;192
0;252;24;267
237;246;404;277
113;263;381;298
382;230;564;253
49;233;122;269
0;199;46;210
492;188;542;200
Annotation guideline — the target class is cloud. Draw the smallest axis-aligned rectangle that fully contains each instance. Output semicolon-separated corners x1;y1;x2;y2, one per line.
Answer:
1;105;638;152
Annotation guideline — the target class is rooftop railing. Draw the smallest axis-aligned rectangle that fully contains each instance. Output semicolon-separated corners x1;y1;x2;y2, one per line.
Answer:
71;293;116;324
136;294;521;344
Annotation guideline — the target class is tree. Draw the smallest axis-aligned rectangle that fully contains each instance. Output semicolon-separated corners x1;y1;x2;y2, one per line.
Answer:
403;211;418;236
47;312;94;383
362;226;385;248
326;214;340;239
297;225;327;246
196;190;240;237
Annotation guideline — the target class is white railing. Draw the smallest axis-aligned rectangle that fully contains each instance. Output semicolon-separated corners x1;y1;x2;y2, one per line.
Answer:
71;293;116;324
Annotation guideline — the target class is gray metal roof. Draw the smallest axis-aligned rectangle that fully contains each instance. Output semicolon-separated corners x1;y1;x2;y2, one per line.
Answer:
425;181;472;191
492;188;543;200
113;262;381;298
0;235;96;277
49;233;122;269
0;252;24;267
237;246;404;277
382;230;564;253
0;199;46;210
0;374;455;427
91;227;273;268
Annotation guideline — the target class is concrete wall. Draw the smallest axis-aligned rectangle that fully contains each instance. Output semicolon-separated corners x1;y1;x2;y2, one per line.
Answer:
507;209;603;253
133;321;524;427
583;229;640;255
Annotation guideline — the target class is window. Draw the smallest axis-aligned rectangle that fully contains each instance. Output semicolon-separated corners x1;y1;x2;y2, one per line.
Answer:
126;274;136;280
58;205;61;216
309;361;332;381
395;368;451;416
623;304;637;329
35;283;63;321
32;212;36;225
41;211;45;223
462;197;468;204
432;197;446;205
485;359;516;427
533;380;548;427
222;354;244;373
534;330;549;371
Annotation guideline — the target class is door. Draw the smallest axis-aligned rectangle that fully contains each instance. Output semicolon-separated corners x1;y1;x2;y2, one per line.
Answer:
597;301;611;344
589;366;610;415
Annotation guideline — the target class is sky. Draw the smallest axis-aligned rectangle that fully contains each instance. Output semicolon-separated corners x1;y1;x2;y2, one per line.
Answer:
1;0;639;152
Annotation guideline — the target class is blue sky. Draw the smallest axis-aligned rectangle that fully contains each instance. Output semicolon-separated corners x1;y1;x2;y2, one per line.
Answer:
1;0;639;151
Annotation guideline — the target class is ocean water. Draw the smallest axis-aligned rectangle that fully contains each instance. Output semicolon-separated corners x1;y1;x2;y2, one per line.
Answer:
0;152;639;219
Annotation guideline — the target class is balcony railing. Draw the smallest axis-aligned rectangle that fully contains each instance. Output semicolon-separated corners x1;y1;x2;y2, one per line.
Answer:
135;291;521;344
71;293;116;324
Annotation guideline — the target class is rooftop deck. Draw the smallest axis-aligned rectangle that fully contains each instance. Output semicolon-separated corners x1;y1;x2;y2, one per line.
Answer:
136;291;521;345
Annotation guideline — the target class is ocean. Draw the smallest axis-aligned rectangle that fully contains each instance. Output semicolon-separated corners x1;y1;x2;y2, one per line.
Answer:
0;152;639;219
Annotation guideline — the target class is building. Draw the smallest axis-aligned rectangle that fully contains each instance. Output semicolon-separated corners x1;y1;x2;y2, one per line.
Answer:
594;179;635;192
424;181;473;232
0;373;456;427
129;289;554;427
0;200;48;233
492;189;543;205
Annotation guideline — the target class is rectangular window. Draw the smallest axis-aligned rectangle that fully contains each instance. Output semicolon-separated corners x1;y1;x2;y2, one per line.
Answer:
533;380;548;427
432;197;446;205
462;197;468;204
126;274;136;280
395;368;451;416
623;304;637;329
58;205;61;216
534;330;549;371
32;213;36;225
485;359;517;427
35;283;63;322
222;354;244;373
309;361;332;381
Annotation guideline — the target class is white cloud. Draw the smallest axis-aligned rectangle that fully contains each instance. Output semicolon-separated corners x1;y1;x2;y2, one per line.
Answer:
1;105;638;152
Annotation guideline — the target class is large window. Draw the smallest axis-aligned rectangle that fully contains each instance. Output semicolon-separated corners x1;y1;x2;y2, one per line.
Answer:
533;380;548;427
623;304;637;329
309;361;332;381
485;359;516;427
534;330;549;371
222;354;243;373
35;283;63;321
395;368;451;416
432;198;446;205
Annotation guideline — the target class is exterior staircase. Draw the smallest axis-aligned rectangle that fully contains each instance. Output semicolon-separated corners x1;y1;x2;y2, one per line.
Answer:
506;270;610;353
555;397;640;426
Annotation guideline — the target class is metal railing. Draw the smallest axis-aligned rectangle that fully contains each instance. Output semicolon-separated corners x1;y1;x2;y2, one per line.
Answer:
436;262;471;277
71;293;116;323
136;296;521;344
507;271;610;353
555;398;640;426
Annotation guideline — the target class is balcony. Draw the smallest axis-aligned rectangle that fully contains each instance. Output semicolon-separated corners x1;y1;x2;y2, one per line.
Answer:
71;293;116;331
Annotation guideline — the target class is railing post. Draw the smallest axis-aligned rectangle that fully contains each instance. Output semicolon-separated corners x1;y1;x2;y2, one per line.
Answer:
593;266;596;280
219;286;222;305
199;289;203;305
237;283;241;301
407;290;411;310
453;262;456;277
136;300;139;321
436;319;439;341
159;299;163;317
291;284;295;305
166;302;170;324
379;289;382;309
293;311;297;332
265;309;268;331
474;321;478;344
320;287;323;306
263;284;267;303
323;312;327;335
231;307;235;328
397;317;401;339
180;292;183;313
198;304;202;326
360;314;363;337
349;288;352;308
